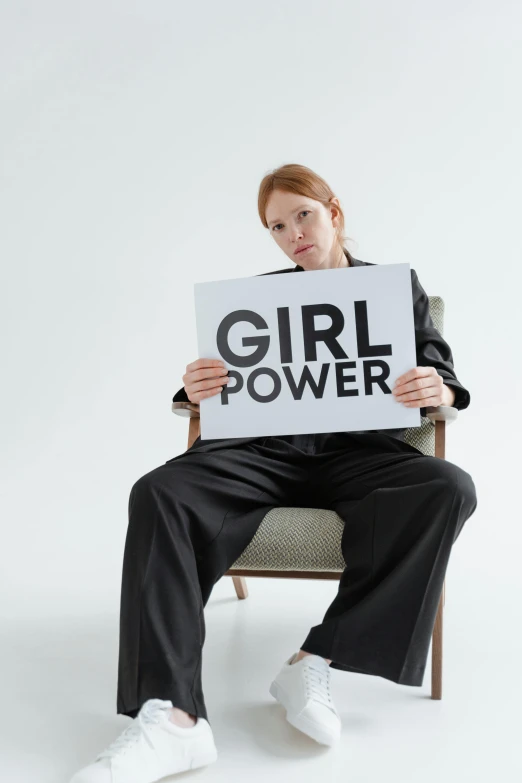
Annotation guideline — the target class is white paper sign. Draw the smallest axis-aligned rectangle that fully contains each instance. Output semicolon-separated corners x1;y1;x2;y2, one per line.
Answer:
194;263;421;439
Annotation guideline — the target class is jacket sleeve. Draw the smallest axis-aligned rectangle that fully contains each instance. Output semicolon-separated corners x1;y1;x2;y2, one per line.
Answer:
411;268;470;413
172;385;190;403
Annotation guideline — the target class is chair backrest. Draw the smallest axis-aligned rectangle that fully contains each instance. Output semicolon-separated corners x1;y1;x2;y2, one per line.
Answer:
402;295;444;456
429;296;444;336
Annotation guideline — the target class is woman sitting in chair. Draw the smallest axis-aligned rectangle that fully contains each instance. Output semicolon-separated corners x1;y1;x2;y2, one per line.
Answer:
70;163;477;783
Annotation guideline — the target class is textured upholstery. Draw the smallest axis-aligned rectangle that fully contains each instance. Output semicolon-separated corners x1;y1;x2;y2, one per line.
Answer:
230;296;444;573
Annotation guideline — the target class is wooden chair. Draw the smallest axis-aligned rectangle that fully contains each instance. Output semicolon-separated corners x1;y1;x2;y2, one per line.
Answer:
172;296;457;699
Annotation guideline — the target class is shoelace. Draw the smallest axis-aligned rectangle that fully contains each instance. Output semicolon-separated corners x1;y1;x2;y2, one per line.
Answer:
302;661;337;712
96;699;173;761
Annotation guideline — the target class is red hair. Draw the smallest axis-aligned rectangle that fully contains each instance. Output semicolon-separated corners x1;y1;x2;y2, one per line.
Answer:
258;163;355;261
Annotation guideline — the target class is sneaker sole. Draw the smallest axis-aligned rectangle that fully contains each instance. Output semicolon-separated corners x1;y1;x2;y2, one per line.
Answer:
269;680;340;746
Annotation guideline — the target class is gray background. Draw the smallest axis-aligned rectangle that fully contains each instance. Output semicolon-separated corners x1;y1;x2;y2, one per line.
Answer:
1;1;520;780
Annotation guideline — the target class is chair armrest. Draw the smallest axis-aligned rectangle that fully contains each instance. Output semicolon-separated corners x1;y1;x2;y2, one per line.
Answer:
171;401;200;418
425;405;459;424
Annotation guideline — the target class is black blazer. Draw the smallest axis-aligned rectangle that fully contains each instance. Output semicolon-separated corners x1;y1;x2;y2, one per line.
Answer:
171;250;470;451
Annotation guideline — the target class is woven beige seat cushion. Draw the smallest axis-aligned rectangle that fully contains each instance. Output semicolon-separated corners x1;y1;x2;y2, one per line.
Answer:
231;296;443;573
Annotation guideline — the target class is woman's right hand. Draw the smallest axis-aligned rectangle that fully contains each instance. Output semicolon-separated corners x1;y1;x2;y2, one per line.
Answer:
182;358;230;404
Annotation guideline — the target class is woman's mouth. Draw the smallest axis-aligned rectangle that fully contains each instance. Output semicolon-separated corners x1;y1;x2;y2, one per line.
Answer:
295;244;314;255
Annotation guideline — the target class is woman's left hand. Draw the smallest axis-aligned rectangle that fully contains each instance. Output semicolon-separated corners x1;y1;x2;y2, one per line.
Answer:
392;366;456;408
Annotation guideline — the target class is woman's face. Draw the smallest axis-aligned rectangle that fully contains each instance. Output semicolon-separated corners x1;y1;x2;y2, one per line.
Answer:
265;189;344;270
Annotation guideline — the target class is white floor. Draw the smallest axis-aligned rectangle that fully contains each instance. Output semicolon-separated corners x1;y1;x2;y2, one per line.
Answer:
2;557;520;783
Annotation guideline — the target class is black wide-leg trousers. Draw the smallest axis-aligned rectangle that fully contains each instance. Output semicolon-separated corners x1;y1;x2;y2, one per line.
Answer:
116;430;477;725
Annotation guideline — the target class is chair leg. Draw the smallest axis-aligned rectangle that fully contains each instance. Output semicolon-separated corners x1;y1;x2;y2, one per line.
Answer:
431;580;444;699
232;576;249;600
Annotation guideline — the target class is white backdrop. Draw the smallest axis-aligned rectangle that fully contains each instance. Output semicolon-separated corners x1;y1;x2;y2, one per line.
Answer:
1;2;520;780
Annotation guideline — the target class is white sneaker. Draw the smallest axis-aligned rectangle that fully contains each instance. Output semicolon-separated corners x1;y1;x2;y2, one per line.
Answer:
269;653;341;746
69;698;218;783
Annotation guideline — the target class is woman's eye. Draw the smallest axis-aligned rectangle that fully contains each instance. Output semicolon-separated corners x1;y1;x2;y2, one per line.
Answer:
273;211;309;231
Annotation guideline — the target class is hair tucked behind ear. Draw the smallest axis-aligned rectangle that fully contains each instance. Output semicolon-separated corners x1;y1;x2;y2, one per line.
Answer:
257;163;355;262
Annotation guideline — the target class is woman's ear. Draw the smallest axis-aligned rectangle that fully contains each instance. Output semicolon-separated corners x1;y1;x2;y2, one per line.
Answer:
329;197;341;226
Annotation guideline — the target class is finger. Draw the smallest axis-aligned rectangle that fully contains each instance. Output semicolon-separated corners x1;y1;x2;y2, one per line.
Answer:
393;376;439;396
183;365;228;386
394;386;439;402
207;385;226;398
193;386;224;402
193;366;229;382
189;376;231;397
402;396;441;408
394;366;435;388
187;358;225;372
